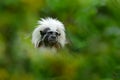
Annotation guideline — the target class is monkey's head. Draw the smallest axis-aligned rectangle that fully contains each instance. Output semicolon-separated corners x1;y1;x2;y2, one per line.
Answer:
40;28;61;47
32;18;66;49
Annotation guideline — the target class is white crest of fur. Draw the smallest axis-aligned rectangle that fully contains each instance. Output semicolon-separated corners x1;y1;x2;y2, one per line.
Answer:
32;17;66;48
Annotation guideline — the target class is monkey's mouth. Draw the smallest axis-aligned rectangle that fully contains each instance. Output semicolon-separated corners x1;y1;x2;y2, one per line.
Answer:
48;37;57;42
48;39;57;45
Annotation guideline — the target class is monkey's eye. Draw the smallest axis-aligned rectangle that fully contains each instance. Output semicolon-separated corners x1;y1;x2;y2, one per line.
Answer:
48;31;53;34
55;32;60;36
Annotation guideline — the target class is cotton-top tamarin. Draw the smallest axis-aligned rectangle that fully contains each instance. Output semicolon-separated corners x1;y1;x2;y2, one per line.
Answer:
32;18;66;51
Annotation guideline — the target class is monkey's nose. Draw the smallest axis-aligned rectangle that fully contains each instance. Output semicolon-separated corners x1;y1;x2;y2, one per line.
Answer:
51;36;56;39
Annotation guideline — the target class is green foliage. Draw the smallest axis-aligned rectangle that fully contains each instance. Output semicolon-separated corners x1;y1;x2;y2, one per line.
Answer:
0;0;120;80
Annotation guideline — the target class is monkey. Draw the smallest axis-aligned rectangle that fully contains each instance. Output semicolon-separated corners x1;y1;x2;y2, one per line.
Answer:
32;18;66;51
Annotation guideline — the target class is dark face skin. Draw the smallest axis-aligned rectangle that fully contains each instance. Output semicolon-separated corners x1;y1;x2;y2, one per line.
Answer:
40;28;60;47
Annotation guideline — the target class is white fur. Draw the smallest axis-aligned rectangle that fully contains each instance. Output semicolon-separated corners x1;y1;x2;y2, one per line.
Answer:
32;17;66;48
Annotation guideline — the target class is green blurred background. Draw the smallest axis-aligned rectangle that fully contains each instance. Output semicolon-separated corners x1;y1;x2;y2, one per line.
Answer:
0;0;120;80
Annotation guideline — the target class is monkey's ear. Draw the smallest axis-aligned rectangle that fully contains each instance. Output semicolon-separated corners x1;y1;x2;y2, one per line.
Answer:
58;33;61;36
40;31;44;35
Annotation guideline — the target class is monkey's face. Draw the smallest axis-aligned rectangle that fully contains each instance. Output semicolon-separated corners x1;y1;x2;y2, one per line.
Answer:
40;28;60;46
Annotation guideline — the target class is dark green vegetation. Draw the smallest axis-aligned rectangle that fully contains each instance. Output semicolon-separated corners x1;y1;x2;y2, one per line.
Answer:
0;0;120;80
